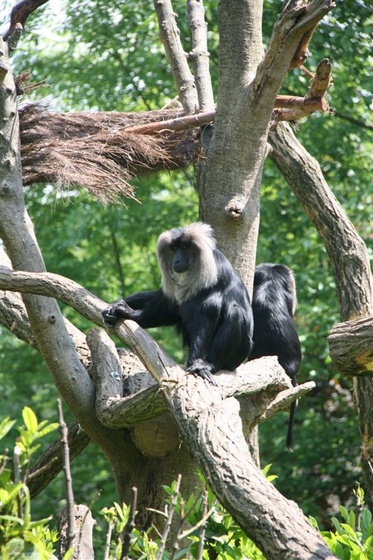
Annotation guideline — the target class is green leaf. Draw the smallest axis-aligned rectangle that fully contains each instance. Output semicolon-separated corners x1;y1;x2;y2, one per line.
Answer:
360;508;373;541
37;422;59;438
0;482;24;506
0;418;16;440
22;407;38;434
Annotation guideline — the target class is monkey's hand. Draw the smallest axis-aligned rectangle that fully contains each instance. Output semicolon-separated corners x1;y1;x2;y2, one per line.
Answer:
187;359;218;386
102;301;133;327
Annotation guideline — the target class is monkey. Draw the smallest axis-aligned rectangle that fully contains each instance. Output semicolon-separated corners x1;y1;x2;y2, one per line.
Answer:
250;263;302;448
102;222;254;385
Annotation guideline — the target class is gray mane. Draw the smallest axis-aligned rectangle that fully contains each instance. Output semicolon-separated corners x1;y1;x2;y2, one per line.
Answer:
157;222;219;304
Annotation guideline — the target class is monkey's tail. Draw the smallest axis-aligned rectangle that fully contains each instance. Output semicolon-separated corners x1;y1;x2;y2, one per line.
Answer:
286;400;297;450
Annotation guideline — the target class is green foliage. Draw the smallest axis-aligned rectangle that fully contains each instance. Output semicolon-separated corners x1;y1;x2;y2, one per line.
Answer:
0;412;59;559
311;487;373;560
99;471;272;559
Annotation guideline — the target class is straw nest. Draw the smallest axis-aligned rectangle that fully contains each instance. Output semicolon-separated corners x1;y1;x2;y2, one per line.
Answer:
19;104;202;202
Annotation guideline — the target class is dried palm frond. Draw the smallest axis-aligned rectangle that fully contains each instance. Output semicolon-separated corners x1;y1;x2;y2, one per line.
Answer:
19;104;202;202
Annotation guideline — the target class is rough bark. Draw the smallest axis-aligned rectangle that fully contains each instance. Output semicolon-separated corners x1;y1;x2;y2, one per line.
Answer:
93;326;335;560
56;505;95;560
202;0;332;286
328;316;373;376
0;36;166;516
269;121;373;508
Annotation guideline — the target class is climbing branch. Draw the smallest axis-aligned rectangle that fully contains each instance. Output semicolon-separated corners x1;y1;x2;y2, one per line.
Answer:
154;0;198;113
186;0;214;111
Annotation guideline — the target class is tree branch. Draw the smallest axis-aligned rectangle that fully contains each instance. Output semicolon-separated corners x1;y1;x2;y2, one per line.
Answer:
186;0;214;111
153;0;198;113
0;39;146;487
254;0;334;109
27;422;90;498
3;0;50;41
328;316;373;377
269;120;373;509
269;122;373;321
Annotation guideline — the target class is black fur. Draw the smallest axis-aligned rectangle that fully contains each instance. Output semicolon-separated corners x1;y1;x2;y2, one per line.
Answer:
250;263;302;448
102;222;254;385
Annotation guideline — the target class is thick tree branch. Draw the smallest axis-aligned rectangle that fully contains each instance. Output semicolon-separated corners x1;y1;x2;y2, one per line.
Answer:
327;316;373;377
269;122;373;321
186;0;214;111
84;326;329;558
0;39;146;497
87;326;313;429
154;0;198;113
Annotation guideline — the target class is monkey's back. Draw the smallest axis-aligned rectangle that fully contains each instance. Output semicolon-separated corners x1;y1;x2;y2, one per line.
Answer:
251;264;301;381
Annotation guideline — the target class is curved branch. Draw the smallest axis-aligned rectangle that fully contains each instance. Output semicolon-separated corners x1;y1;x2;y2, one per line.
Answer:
3;0;49;42
269;122;373;321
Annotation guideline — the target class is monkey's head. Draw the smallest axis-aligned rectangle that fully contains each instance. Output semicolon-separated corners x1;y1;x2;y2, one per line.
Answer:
157;222;218;302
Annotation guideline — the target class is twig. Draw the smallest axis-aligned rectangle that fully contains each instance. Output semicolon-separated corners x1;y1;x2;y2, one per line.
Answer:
104;518;115;560
187;0;214;111
3;0;50;42
156;474;182;560
120;487;138;560
13;445;22;518
57;398;75;551
153;0;198;113
197;491;209;560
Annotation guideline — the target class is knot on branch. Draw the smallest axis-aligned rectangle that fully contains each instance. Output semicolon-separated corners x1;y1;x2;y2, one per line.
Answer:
225;197;246;221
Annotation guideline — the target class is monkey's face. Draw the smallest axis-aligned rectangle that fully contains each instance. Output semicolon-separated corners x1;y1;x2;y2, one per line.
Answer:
171;243;196;273
158;229;198;277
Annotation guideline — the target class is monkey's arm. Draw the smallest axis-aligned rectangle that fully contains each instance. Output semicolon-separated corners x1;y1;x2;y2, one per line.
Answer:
102;289;180;328
183;305;221;386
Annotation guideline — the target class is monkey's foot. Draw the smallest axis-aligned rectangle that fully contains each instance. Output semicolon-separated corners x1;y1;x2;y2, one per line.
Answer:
187;359;218;386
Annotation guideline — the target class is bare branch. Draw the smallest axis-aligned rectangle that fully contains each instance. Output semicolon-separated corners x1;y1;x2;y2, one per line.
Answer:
154;0;198;113
254;0;334;105
305;58;332;99
57;398;76;550
187;0;214;111
3;0;49;42
27;422;90;498
260;381;316;421
269;122;373;321
124;109;214;134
